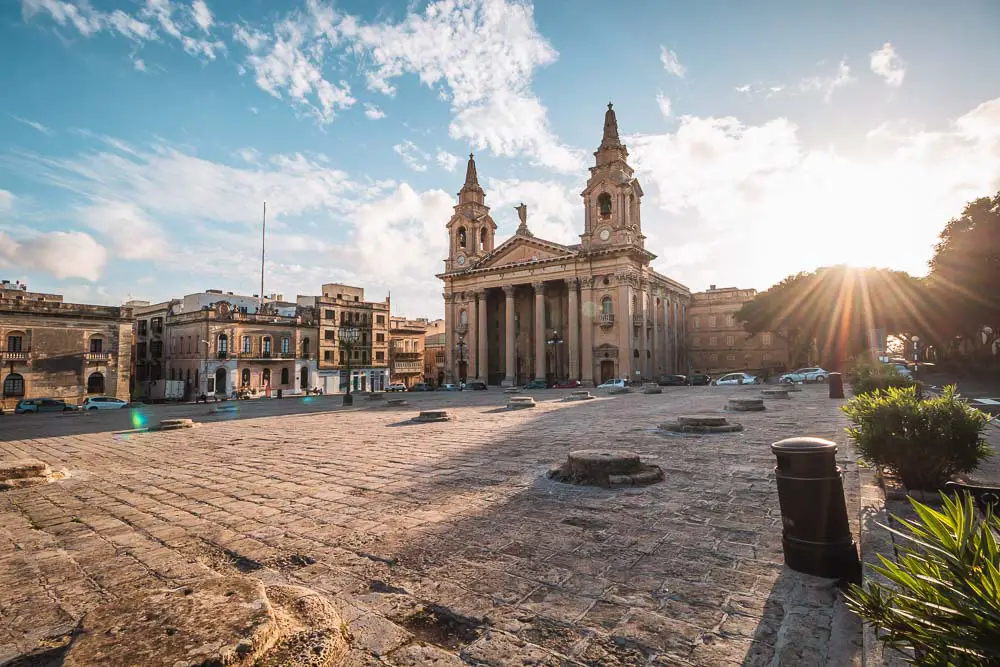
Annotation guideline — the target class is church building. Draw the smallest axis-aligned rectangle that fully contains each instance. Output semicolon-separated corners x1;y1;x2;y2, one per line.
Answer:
437;104;691;387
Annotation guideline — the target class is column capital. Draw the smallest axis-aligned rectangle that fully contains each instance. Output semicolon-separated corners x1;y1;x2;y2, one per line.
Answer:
532;281;546;294
580;276;596;290
473;288;487;298
564;277;580;290
502;284;516;297
443;292;457;304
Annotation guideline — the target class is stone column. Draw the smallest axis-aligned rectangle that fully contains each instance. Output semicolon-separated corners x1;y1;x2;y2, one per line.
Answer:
476;290;488;382
618;277;631;381
533;282;547;381
662;293;671;373
443;292;454;383
680;300;687;373
649;287;666;381
502;285;516;386
567;278;580;381
580;278;594;386
638;282;648;381
462;296;475;383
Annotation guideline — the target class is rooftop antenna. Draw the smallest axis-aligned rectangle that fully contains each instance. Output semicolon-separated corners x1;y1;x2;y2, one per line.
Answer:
260;201;266;310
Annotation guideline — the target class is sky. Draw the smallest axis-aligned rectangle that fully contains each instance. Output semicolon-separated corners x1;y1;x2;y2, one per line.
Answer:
1;0;1000;319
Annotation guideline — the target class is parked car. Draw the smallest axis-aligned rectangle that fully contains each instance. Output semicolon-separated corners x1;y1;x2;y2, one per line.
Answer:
408;383;432;392
893;364;913;378
553;379;582;389
467;380;488;390
82;396;128;410
524;379;548;390
596;378;627;389
386;383;408;392
715;372;760;386
14;398;78;413
440;383;462;391
778;367;829;383
657;375;687;386
688;373;712;386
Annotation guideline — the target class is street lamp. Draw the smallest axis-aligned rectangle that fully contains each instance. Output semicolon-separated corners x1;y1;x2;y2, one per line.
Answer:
456;335;467;385
546;330;564;382
340;326;359;406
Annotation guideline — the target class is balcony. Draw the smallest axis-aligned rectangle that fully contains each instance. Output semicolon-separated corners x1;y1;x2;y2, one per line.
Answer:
237;351;295;361
392;360;423;373
392;351;422;359
84;352;112;362
0;350;29;362
598;314;614;327
632;314;644;327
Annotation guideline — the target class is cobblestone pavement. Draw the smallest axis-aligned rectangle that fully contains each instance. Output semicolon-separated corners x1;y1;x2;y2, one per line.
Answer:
0;385;862;666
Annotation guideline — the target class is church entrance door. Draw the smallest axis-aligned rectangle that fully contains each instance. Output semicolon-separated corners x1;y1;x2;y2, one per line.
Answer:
600;360;615;384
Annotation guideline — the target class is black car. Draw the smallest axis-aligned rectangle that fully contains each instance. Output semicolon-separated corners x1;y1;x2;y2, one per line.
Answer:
688;374;712;386
657;374;687;386
14;398;78;413
467;381;488;390
408;383;433;392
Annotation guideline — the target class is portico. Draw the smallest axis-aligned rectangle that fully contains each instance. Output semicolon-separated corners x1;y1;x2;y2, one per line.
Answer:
438;104;691;386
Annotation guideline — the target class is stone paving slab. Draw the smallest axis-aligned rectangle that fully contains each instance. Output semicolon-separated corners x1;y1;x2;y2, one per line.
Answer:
0;385;861;665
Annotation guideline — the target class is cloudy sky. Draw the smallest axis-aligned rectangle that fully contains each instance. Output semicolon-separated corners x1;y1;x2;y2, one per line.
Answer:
2;0;1000;318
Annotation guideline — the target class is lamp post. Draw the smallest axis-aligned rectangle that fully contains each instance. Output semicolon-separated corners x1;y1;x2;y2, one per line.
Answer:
456;336;467;385
340;326;359;406
546;330;564;383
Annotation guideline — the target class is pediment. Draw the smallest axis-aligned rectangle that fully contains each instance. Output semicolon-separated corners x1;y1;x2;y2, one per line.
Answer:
475;236;577;269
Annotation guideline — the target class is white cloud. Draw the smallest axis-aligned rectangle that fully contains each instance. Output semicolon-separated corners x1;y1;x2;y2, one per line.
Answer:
436;150;460;172
10;114;52;135
799;59;855;102
734;83;785;98
870;42;905;87
106;9;154;42
190;0;213;33
21;0;103;36
132;56;147;72
393;140;429;172
659;46;685;78
485;177;579;244
80;200;168;260
0;190;14;213
656;92;672;118
363;103;385;119
0;230;108;281
627;97;1000;291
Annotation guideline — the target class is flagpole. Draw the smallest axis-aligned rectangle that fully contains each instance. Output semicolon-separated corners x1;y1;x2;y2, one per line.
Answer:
260;201;266;308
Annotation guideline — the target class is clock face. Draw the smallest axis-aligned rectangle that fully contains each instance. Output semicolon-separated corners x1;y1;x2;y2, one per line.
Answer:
457;255;466;265
598;228;611;241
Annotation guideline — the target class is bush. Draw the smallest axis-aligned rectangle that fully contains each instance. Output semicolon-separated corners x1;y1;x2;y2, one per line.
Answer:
849;360;915;396
843;385;991;490
846;493;1000;665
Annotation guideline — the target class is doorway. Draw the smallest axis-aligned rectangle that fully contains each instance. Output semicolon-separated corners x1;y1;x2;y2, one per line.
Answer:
600;360;615;384
215;367;227;395
299;366;309;390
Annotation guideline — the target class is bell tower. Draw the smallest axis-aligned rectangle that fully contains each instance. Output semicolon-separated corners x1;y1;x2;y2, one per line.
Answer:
445;154;496;272
580;103;645;251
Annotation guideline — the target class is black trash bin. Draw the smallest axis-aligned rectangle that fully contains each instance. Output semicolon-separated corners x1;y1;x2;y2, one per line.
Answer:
770;437;860;582
277;389;283;399
828;372;844;399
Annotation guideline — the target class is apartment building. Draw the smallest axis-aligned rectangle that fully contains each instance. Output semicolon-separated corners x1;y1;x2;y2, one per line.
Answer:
388;317;427;388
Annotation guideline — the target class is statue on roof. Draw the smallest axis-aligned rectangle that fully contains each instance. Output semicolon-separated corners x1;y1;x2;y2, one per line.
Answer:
514;203;533;237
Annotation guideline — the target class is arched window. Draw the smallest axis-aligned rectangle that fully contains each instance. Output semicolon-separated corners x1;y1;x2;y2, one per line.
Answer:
218;334;228;355
262;368;271;385
186;369;191;383
597;193;612;217
6;332;25;352
241;368;251;386
633;349;640;359
89;336;104;353
281;367;289;385
480;227;487;251
601;297;613;315
457;226;467;248
459;309;468;327
302;338;310;356
87;372;105;394
2;373;25;397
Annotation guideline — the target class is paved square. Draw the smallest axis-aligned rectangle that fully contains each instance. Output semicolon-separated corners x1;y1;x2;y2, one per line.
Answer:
1;385;861;665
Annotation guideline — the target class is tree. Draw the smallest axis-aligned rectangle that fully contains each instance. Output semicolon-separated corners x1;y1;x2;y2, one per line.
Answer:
929;191;1000;360
736;266;931;369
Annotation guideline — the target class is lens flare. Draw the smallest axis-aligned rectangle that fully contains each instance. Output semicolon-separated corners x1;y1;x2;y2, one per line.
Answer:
130;410;147;430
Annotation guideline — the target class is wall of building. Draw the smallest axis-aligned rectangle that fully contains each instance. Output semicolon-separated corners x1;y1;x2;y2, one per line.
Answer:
389;317;427;387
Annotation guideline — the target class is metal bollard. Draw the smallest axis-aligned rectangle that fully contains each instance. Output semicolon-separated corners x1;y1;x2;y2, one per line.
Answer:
277;389;283;399
828;372;844;399
770;437;860;582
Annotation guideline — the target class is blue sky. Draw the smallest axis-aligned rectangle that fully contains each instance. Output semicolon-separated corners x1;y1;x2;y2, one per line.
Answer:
2;0;1000;318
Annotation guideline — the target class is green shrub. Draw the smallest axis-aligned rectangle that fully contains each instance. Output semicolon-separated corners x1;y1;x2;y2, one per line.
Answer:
846;493;1000;666
843;385;991;490
849;360;915;396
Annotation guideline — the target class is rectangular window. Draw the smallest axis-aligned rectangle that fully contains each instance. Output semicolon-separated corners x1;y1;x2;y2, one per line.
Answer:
709;336;718;346
150;341;163;358
207;377;215;393
693;317;700;329
376;351;384;361
187;336;192;354
151;317;163;333
137;342;147;358
727;354;735;362
376;333;385;343
137;320;148;336
90;338;103;353
762;333;772;346
325;329;335;340
726;335;735;347
710;353;718;362
281;337;290;353
324;350;332;361
241;336;251;353
377;315;385;324
325;309;335;319
262;338;271;355
709;316;717;328
339;351;344;364
692;336;701;346
7;335;23;352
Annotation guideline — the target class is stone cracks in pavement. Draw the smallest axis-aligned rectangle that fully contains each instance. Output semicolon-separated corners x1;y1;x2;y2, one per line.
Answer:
0;385;862;665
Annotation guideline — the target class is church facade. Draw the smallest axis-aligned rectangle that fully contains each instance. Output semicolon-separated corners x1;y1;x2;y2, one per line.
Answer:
437;104;691;387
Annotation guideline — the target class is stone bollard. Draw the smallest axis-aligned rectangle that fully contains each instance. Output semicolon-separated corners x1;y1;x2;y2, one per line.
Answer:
829;372;845;399
770;437;860;582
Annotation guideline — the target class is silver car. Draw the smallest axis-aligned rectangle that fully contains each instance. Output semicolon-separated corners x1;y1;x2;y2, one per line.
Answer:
715;372;759;386
82;396;128;410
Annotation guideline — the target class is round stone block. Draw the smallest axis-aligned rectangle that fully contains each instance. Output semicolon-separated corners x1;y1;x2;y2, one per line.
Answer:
64;577;279;667
256;585;349;666
727;398;766;412
158;418;194;430
386;399;408;407
549;449;664;487
659;415;744;434
678;415;728;427
504;387;521;394
761;389;790;399
413;410;451;423
507;396;536;409
608;386;631;395
642;384;662;394
565;390;595;401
